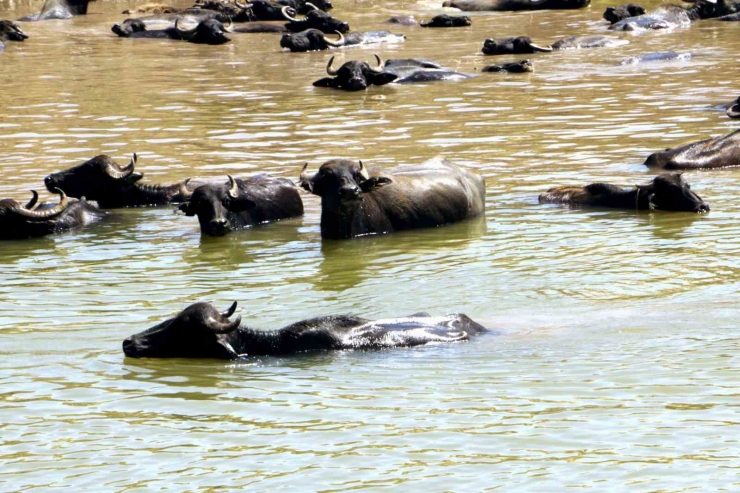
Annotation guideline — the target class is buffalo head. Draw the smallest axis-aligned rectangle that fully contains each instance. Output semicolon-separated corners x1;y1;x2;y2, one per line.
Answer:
640;173;709;213
123;301;242;358
111;18;147;37
283;5;349;33
175;18;232;44
0;188;68;221
419;14;471;27
45;154;144;199
482;36;552;55
0;20;28;42
178;175;257;236
313;55;397;91
299;159;392;207
280;28;343;51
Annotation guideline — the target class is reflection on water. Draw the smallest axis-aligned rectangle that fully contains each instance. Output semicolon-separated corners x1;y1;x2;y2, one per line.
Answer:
1;0;740;490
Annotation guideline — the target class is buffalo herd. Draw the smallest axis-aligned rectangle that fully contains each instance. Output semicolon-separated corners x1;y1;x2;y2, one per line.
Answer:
3;0;740;359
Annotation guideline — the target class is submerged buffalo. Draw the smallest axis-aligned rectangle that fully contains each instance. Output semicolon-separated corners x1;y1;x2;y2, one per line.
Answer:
19;0;94;21
122;301;488;359
620;51;691;64
298;156;486;239
280;29;405;52
113;18;232;44
178;175;304;236
232;6;349;33
44;154;193;208
551;35;629;49
419;15;472;27
0;189;106;240
609;3;717;30
643;129;740;169
482;59;534;73
481;36;552;55
539;173;709;213
603;4;646;23
442;0;590;11
313;56;472;91
0;20;28;51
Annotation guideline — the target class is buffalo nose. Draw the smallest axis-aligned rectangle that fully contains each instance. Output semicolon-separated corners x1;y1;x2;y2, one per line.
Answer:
122;337;135;355
338;185;361;200
696;204;710;214
208;218;230;234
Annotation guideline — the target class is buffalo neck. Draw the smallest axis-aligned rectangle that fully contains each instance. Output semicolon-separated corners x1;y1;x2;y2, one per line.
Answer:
599;186;654;210
319;197;375;239
100;182;184;208
222;327;285;356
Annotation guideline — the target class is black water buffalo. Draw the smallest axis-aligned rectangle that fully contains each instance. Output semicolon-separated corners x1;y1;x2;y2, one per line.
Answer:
420;15;472;27
609;2;716;30
481;36;552;55
112;9;235;37
539;173;709;213
313;56;472;91
122;301;487;359
298;156;486;239
603;3;646;23
0;20;28;51
551;35;629;49
0;189;106;240
280;29;405;52
724;97;740;118
19;0;95;21
482;59;534;73
113;18;232;43
643;130;740;169
44;154;193;208
442;0;590;11
178;175;304;236
620;51;691;64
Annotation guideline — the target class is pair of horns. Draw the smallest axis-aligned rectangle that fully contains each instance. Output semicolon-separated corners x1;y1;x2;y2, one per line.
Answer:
299;161;369;180
13;189;68;219
104;153;137;180
326;54;383;76
206;301;241;333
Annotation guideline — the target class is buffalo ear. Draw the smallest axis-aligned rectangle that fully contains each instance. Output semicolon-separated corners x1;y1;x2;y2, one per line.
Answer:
126;172;145;184
369;72;397;86
178;202;195;216
313;77;340;88
230;197;257;213
360;177;392;193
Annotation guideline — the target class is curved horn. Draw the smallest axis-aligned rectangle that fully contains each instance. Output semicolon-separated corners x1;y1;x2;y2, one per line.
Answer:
14;188;68;219
227;175;239;199
304;1;318;10
530;43;553;52
281;5;299;21
234;0;251;8
104;153;136;180
326;55;339;76
205;314;242;334
175;19;190;35
369;54;384;73
25;190;39;210
321;30;344;47
299;162;310;182
299;162;314;192
179;179;193;200
223;19;234;33
221;301;238;318
358;160;370;180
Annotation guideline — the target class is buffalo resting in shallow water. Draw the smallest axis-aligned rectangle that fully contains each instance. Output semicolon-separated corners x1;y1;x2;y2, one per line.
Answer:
112;18;233;43
419;15;472;27
603;3;646;23
44;154;193;208
122;301;488;358
19;0;95;21
0;189;106;240
643;129;740;169
482;59;534;73
313;56;472;91
539;173;709;213
280;29;404;52
298;156;486;239
178;175;304;236
481;36;552;55
442;0;590;11
0;20;28;51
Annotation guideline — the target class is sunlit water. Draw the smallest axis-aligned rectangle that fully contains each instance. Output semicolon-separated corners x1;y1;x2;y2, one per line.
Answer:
1;0;739;490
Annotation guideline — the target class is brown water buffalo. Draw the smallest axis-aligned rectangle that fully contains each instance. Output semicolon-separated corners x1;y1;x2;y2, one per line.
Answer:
442;0;590;11
177;175;304;236
481;36;551;55
643;130;740;169
122;301;487;359
298;156;486;239
0;189;106;240
539;173;709;213
44;154;193;208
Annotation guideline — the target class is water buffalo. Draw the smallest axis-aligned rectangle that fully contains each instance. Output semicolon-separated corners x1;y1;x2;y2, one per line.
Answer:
280;29;405;52
177;175;304;236
724;96;740;118
112;9;235;37
281;6;349;33
482;59;534;73
481;36;552;55
609;2;716;30
539;173;709;213
113;18;233;43
620;51;691;64
19;0;95;21
643;130;740;169
551;35;629;49
0;20;28;51
298;156;486;239
384;15;419;25
420;15;472;27
122;301;487;359
442;0;590;11
0;189;106;240
279;0;332;14
313;56;472;91
603;4;646;23
44;154;193;208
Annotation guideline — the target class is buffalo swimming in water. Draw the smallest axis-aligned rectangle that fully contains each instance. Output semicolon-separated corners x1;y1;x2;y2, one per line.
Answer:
644;129;740;169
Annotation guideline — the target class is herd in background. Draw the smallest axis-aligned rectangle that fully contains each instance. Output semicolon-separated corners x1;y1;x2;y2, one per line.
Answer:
2;0;740;358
